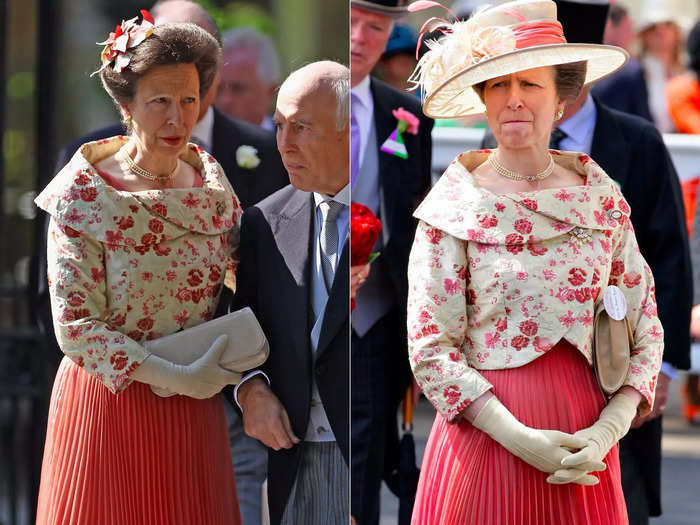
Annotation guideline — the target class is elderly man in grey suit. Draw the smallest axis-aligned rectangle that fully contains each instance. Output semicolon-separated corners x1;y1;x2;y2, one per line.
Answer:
221;61;350;525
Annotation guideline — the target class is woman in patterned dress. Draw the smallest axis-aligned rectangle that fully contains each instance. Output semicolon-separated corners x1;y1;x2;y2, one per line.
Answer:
34;14;243;524
407;1;664;524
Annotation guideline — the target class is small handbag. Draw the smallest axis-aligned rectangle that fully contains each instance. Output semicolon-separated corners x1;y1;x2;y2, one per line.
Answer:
592;299;633;397
144;307;269;372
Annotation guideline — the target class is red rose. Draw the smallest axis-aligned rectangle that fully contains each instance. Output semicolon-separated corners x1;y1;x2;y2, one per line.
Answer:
175;288;192;302
105;230;124;245
117;216;134;230
137;317;154;331
510;335;529;350
187;269;204;287
568;267;588;286
425;227;444;245
350;203;382;266
110;350;128;371
111;313;126;327
610;260;625;276
80;187;98;202
513;219;533;234
148;218;164;233
74;172;91;186
623;272;642;288
67;291;86;307
152;203;168;217
519;320;538;336
62;225;82;238
154;243;171;256
495;318;507;332
141;233;158;245
478;215;498;228
127;330;144;341
505;233;523;245
443;385;461;406
521;199;538;210
209;264;222;282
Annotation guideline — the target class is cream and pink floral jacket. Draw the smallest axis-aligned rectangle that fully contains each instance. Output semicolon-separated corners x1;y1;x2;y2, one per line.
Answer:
35;136;242;394
407;150;663;422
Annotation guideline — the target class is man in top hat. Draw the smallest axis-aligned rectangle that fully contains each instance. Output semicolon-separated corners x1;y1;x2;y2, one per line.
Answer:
481;2;692;522
350;1;434;523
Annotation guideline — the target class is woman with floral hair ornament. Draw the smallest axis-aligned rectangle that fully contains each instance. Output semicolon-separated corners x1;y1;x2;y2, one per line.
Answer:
34;11;243;524
405;1;664;523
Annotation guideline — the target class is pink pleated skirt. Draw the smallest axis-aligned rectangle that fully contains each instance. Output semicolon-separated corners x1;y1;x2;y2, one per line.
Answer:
36;357;241;525
412;341;628;525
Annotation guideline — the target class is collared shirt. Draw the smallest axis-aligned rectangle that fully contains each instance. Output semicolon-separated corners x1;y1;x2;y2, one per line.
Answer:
305;183;350;442
351;76;374;169
558;93;596;155
191;106;214;152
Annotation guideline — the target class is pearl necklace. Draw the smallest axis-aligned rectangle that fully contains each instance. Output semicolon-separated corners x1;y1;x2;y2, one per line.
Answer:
116;144;177;183
488;151;555;182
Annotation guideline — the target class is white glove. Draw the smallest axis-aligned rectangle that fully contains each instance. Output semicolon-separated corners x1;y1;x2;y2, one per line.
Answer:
131;334;242;399
547;393;637;484
472;397;605;485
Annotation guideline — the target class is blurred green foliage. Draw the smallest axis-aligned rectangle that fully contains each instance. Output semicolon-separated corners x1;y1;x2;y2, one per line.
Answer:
195;1;275;35
7;72;35;100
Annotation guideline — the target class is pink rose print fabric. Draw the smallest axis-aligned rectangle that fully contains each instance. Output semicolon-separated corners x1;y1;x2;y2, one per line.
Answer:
35;137;242;394
407;150;663;422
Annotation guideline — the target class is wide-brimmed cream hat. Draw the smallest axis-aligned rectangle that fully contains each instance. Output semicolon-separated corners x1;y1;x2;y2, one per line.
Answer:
410;0;629;118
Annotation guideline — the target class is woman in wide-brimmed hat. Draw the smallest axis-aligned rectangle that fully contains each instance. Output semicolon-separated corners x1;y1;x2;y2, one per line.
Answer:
405;1;663;523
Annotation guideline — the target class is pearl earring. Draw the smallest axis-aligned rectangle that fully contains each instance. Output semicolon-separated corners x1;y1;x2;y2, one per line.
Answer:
555;109;564;121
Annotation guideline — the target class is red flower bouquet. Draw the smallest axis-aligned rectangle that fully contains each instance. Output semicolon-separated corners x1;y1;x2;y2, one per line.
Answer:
351;203;382;309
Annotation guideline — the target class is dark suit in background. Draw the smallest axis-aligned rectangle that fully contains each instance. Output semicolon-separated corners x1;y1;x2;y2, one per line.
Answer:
227;185;349;525
482;98;692;521
591;59;653;123
351;78;433;524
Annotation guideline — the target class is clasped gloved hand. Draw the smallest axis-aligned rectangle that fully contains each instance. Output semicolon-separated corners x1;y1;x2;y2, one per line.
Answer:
472;396;606;485
547;393;637;485
131;334;242;399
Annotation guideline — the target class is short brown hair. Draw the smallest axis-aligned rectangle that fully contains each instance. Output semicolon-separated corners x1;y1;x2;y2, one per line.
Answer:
100;22;221;105
473;61;588;103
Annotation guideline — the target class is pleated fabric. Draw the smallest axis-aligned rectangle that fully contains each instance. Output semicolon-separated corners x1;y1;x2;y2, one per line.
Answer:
36;357;241;525
412;341;628;525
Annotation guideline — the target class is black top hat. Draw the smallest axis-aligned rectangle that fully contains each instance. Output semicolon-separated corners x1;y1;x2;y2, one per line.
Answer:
351;0;410;17
554;0;610;45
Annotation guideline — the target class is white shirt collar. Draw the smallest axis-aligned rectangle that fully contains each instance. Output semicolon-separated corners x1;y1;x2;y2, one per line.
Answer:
352;76;372;110
314;183;350;208
191;106;214;150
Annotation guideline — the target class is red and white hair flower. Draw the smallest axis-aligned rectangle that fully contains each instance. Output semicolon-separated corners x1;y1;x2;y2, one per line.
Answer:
92;9;155;76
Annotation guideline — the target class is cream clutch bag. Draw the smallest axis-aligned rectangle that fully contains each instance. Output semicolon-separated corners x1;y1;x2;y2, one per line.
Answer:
144;307;269;372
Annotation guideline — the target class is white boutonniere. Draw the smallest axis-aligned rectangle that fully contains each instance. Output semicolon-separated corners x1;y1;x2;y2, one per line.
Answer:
236;145;261;169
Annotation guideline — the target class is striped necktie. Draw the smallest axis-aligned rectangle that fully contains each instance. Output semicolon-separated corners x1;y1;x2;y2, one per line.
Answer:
319;200;344;291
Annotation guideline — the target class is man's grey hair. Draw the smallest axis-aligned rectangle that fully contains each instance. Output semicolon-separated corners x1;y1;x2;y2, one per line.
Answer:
330;71;349;131
222;28;281;85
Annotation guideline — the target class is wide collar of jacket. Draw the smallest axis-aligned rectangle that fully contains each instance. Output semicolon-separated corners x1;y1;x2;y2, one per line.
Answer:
414;149;630;244
35;135;241;245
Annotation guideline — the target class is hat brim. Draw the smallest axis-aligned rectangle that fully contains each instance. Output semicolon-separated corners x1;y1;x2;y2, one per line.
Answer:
351;0;408;18
423;43;629;118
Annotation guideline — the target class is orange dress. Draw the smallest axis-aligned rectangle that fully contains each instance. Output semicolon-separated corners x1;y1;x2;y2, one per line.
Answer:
35;137;242;524
667;73;700;134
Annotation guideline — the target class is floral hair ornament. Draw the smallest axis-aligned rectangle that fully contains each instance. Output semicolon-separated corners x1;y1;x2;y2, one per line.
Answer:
406;0;628;118
91;9;155;77
380;107;420;159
